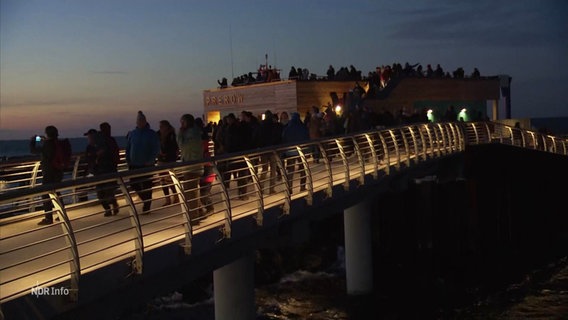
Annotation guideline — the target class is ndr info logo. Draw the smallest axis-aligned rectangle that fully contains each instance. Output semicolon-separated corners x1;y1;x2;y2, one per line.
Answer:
31;282;71;298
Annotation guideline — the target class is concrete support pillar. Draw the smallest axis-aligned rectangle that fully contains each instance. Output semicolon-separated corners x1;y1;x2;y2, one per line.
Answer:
343;200;373;295
492;99;499;121
213;252;255;320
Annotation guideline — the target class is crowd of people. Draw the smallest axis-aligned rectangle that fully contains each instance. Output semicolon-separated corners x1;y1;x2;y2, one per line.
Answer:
30;94;487;226
217;61;481;91
30;110;215;225
218;64;282;88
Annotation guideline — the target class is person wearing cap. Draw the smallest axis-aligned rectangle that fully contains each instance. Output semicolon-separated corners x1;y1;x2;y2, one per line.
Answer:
126;111;160;213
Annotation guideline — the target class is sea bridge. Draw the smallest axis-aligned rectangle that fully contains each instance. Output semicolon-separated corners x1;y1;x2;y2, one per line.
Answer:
1;121;567;319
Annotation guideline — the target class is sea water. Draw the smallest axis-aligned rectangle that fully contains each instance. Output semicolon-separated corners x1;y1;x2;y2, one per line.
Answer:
0;137;128;161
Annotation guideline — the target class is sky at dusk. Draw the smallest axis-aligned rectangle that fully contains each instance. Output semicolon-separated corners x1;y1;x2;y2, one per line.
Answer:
1;0;567;140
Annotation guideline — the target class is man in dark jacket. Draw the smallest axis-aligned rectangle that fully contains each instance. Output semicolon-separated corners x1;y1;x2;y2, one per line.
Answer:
30;125;64;225
98;122;121;215
258;110;282;193
282;113;309;193
223;113;249;200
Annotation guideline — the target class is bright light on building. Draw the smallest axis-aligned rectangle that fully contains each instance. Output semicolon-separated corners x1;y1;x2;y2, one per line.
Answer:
335;105;342;114
427;109;434;122
261;114;266;120
458;108;467;121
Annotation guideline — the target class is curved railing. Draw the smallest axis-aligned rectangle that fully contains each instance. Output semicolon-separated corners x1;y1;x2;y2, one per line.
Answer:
0;121;566;303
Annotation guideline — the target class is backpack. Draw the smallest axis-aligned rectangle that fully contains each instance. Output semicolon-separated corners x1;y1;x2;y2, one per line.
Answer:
52;138;73;171
105;136;120;166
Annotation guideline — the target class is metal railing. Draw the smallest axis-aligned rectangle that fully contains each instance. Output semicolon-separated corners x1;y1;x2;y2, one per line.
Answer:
0;121;566;303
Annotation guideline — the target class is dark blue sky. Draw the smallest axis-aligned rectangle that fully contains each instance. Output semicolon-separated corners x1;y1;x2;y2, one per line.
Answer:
1;0;567;139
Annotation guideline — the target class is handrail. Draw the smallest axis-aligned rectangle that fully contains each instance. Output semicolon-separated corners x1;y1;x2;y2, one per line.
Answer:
0;121;567;304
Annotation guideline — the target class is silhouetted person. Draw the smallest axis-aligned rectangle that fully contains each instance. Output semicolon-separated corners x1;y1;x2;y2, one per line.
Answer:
30;125;64;225
157;120;179;206
217;77;228;88
126;111;160;214
177;113;204;218
327;65;335;80
282;113;309;193
99;122;120;215
444;106;457;122
471;68;480;78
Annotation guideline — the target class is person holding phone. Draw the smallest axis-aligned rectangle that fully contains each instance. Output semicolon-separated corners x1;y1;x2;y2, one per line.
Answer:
30;125;64;225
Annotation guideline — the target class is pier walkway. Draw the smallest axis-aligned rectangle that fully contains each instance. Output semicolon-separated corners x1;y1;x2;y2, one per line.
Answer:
1;121;566;318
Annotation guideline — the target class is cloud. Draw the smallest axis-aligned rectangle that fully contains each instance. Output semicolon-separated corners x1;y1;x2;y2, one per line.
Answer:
92;70;129;75
387;1;567;49
0;97;105;109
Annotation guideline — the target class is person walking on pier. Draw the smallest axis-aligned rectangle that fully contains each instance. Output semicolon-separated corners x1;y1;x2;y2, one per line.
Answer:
157;120;179;206
85;127;119;217
177;114;204;218
126;111;160;214
282;113;309;193
30;125;65;225
99;122;120;215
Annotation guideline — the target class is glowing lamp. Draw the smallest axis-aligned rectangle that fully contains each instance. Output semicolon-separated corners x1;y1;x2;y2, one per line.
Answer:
427;109;434;122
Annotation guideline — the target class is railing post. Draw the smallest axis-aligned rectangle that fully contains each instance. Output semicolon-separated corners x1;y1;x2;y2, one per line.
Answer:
28;161;42;213
335;139;350;191
408;126;420;164
506;127;514;146
30;161;41;188
528;131;536;150
168;170;193;255
449;123;461;151
437;123;448;155
431;124;442;157
460;123;467;150
272;151;291;215
471;123;479;145
423;124;434;159
417;125;427;160
364;133;378;179
296;146;313;205
483;122;492;143
388;130;401;170
50;192;80;302
351;137;365;186
71;155;81;203
520;130;526;148
118;176;144;275
399;128;411;167
379;133;390;175
211;163;232;238
318;142;333;198
244;156;264;226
